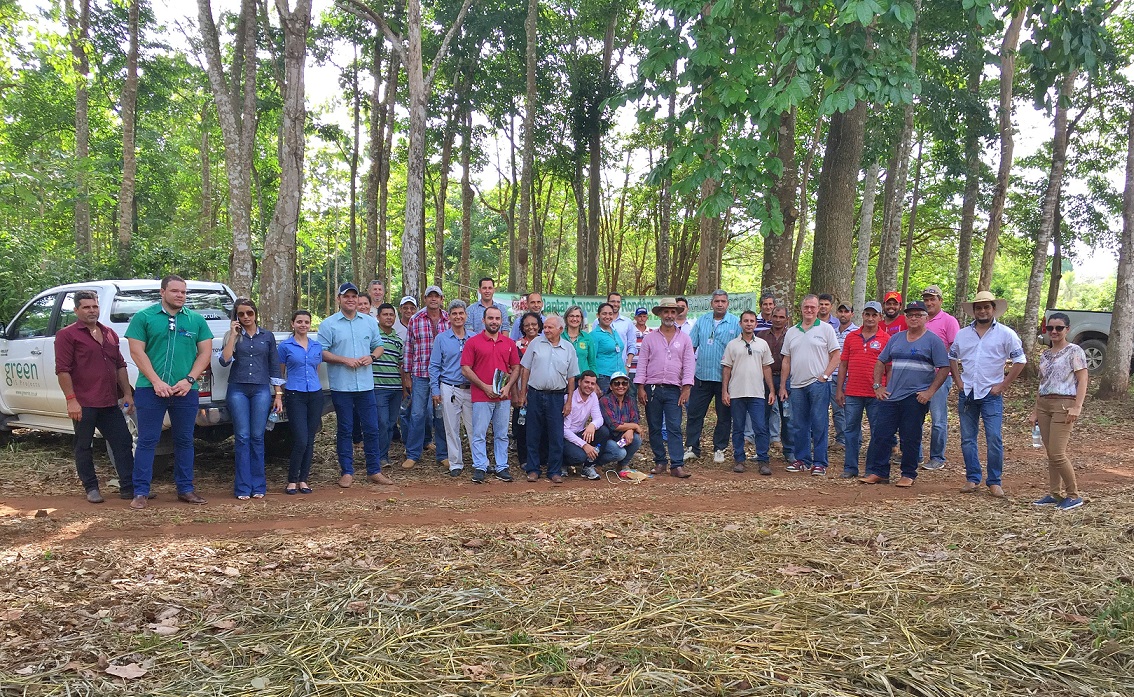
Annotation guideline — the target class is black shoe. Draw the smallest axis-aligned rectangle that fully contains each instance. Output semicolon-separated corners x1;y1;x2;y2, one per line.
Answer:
119;491;156;500
449;468;463;478
495;468;514;482
839;471;858;479
472;469;486;484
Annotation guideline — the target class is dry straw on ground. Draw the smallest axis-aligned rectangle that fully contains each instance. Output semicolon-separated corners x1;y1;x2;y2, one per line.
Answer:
2;492;1133;696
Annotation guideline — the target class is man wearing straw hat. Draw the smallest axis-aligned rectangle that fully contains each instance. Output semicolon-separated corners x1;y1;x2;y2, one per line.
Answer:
635;297;696;478
948;290;1026;498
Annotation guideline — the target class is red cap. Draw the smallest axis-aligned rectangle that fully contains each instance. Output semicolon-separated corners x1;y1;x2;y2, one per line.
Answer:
883;291;902;303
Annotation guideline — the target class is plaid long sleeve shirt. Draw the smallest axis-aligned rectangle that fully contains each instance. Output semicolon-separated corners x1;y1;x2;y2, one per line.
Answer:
403;308;450;379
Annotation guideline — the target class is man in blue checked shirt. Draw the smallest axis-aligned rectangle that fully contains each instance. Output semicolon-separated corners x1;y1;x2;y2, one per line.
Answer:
684;290;741;465
466;277;511;335
318;282;389;487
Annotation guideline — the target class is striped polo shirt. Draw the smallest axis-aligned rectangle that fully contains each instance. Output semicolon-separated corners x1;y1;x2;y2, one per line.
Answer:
372;328;403;390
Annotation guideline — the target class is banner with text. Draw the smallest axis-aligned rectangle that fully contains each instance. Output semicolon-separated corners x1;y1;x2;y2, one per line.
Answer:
495;292;756;326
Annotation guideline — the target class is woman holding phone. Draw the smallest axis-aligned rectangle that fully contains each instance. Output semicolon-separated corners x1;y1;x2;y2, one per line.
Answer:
220;298;283;499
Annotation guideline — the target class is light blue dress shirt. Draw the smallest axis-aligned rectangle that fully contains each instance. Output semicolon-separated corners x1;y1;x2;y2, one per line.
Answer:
316;311;384;392
429;329;471;396
690;312;741;382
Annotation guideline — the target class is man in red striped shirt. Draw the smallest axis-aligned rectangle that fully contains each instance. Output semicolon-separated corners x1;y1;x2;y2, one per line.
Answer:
834;301;891;479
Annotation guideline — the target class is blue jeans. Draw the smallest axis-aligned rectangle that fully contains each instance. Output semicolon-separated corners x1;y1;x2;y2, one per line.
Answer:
406;376;447;461
229;382;272;497
330;389;381;476
922;375;952;462
73;405;134;494
284;389;323;484
958;391;1004;486
788;380;830;467
843;395;885;476
828;380;846;445
767;374;793;459
471;400;511;472
645;384;684;468
563;425;620;466
133;387;198;496
685;378;731;455
731;396;769;462
607;431;642;469
374;388;402;462
526;388;566;477
866;394;928;480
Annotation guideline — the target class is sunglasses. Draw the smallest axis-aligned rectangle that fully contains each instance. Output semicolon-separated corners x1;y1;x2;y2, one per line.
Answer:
1045;325;1067;332
237;310;256;317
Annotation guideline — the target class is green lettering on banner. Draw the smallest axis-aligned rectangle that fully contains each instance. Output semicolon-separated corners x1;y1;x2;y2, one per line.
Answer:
495;293;756;327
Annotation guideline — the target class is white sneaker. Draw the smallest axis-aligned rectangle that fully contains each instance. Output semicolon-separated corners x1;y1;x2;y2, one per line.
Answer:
683;447;695;461
713;450;726;463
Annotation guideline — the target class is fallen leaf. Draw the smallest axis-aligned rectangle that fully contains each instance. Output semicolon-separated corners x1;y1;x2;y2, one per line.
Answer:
211;619;237;630
250;677;270;689
15;666;35;675
603;531;621;539
777;564;817;576
346;601;368;614
0;609;24;621
462;538;486;549
156;607;181;621
462;664;490;680
723;524;741;532
222;567;240;577
152;625;179;636
1056;612;1092;624
105;663;147;679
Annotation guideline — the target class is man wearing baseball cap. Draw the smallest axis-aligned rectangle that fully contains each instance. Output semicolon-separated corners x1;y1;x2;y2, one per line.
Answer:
402;285;450;470
861;300;949;487
948;290;1026;497
880;291;907;336
835;301;889;478
920;284;961;471
393;296;416;341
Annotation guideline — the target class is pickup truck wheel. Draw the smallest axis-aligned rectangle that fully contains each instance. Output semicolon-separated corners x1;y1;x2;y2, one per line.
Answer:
1078;339;1106;373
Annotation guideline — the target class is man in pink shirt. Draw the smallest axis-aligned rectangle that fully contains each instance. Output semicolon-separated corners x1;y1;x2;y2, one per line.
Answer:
562;371;619;480
634;297;696;478
921;284;960;470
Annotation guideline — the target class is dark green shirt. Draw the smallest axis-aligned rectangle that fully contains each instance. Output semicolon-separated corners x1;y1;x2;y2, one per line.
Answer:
124;303;214;389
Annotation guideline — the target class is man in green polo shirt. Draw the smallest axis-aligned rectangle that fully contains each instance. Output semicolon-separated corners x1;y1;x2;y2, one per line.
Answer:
124;275;214;509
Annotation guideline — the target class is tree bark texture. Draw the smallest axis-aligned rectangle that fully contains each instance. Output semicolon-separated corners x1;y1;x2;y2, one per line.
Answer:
978;11;1024;291
378;43;400;285
762;108;799;306
115;0;139;273
1022;70;1078;359
434;108;457;286
260;0;311;330
852;160;880;320
1046;203;1062;310
954;46;982;318
349;47;361;284
810;101;866;303
364;38;383;286
900;140;924;300
656;84;675;294
792;115;824;293
198;0;258;298
515;0;537;293
694;177;722;294
460;104;473;295
65;0;91;259
1097;103;1134;398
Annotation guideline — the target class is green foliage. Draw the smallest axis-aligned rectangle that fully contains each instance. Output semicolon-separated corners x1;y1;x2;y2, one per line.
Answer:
1091;585;1134;640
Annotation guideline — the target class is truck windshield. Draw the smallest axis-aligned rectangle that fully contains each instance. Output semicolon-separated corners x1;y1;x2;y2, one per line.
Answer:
110;289;234;324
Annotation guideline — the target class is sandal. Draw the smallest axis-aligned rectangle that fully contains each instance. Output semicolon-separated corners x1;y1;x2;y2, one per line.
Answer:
251;493;265;499
236;495;250;501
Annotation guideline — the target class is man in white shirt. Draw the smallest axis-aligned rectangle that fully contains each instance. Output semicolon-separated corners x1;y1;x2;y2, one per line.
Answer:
675;296;695;336
949;291;1026;498
778;294;841;477
721;310;775;474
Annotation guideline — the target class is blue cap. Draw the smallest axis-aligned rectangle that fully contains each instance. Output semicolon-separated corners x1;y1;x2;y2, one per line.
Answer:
634;307;648;316
904;300;928;314
863;301;882;313
338;282;359;295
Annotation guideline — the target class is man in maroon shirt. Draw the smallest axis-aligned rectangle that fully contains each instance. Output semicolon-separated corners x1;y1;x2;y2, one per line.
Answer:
55;290;138;503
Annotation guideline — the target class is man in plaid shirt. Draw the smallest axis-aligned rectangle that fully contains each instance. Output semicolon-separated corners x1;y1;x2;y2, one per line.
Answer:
402;285;450;469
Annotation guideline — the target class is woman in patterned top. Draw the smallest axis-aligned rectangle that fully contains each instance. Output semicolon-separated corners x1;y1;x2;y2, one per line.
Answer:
1030;312;1088;510
513;312;544;471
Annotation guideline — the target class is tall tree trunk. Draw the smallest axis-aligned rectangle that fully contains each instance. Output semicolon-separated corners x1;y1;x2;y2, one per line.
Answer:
198;0;258;297
517;0;537;293
810;101;867;302
115;0;139;273
460;103;473;295
573;153;587;294
1047;203;1063;310
378;43;400;285
900;140;924;299
1023;70;1078;359
792;114;824;294
65;0;91;259
978;11;1025;291
260;0;311;330
434;108;457;286
694;177;721;294
657;82;675;294
200;100;213;244
586;132;602;295
763;108;798;305
954;45;982;318
852;159;880;319
1097;103;1134;398
349;45;361;283
364;37;383;288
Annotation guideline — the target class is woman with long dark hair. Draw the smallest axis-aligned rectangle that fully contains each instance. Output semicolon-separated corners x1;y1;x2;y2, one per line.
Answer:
277;310;324;494
220;298;283;499
1031;312;1088;510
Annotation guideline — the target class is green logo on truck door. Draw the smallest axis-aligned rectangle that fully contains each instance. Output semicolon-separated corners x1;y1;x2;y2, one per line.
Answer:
4;361;39;386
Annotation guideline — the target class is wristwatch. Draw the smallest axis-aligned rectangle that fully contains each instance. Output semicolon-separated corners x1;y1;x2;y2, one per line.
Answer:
822;374;829;381
186;375;198;386
873;382;882;389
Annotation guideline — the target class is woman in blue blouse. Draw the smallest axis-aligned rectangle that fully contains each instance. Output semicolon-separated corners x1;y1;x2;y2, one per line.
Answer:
591;302;626;394
220;299;284;499
277;310;324;494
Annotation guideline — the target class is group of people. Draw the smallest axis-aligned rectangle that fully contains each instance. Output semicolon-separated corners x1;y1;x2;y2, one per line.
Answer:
55;275;1088;511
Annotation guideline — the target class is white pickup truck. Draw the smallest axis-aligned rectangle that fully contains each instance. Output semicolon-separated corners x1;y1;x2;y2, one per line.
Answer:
0;280;243;447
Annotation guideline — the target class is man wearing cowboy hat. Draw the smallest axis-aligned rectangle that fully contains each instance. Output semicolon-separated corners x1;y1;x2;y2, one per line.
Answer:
948;290;1027;498
634;297;696;478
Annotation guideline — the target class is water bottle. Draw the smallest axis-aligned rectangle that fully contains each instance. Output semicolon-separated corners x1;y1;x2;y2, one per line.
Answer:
266;410;280;432
1031;423;1042;448
433;403;442;420
120;401;130;415
517;407;527;426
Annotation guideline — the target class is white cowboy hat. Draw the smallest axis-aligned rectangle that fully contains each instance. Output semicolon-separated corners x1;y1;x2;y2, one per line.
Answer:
960;290;1008;319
